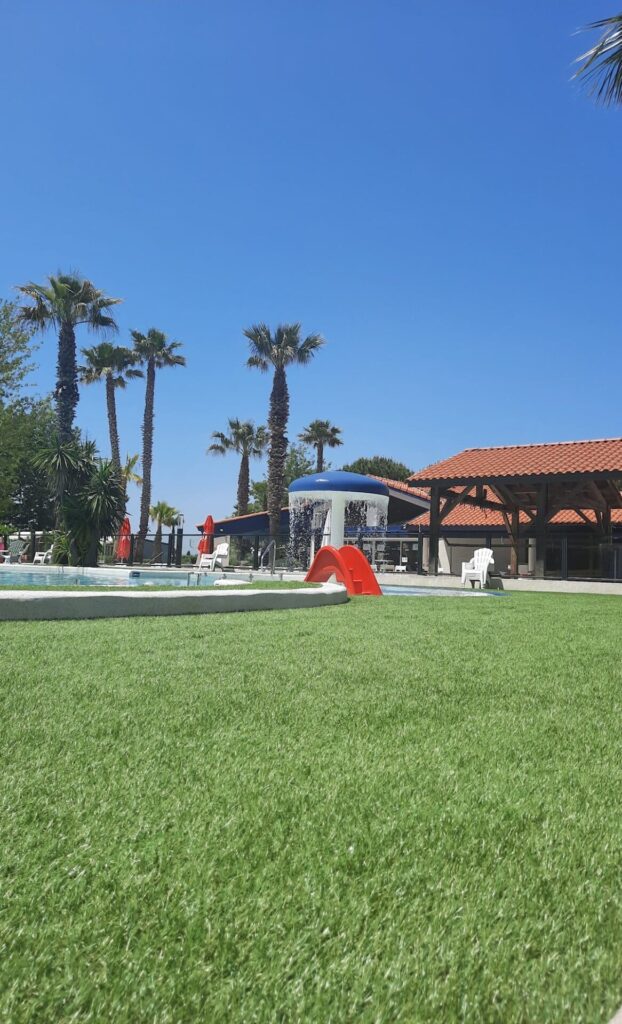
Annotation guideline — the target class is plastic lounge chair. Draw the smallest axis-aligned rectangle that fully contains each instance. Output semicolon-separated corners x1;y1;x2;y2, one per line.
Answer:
461;547;494;589
32;547;53;565
1;538;28;564
197;542;229;571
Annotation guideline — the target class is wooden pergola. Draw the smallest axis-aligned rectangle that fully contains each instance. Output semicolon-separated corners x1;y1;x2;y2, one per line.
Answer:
408;439;622;578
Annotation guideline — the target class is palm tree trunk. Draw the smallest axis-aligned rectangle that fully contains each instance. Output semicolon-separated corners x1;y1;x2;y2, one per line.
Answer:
136;359;155;563
237;453;250;516
57;320;79;442
154;522;162;563
267;365;288;539
316;443;324;473
105;376;121;472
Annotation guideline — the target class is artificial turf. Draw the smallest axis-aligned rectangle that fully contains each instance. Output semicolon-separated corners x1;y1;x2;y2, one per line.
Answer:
1;593;621;1022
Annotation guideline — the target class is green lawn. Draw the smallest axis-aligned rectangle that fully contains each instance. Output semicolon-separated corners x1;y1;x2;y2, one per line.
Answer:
1;593;621;1022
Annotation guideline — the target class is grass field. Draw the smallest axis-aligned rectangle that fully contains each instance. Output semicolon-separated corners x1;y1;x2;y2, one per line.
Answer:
1;593;622;1022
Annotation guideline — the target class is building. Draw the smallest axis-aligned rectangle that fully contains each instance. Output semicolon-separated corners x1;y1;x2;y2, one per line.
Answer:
210;438;622;581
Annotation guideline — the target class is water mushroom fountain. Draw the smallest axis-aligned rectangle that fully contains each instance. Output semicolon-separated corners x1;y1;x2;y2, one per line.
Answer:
288;471;389;595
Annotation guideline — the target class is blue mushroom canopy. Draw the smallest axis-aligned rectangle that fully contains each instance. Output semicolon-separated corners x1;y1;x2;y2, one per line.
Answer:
288;471;390;497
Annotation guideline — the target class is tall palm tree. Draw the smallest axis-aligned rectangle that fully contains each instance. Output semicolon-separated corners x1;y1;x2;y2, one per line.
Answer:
16;274;122;442
208;419;268;515
244;323;324;538
149;500;180;563
299;419;343;473
575;15;622;105
79;343;143;472
132;329;186;561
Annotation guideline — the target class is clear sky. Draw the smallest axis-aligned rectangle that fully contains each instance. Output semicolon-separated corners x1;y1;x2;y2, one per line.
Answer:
1;1;620;529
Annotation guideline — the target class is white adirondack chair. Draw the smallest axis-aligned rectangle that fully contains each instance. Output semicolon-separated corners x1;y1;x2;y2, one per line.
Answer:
461;547;494;588
197;542;229;571
32;547;53;565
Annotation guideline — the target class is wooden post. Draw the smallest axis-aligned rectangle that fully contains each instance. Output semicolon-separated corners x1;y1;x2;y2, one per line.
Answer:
429;486;440;576
510;508;519;576
535;482;547;579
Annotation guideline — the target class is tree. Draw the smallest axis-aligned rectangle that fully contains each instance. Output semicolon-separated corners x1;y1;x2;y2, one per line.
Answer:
79;343;142;471
132;329;186;562
0;398;56;528
575;15;622;106
298;419;343;473
247;479;268;513
283;443;316;488
0;299;38;404
208;419;268;515
149;501;180;563
341;455;413;482
34;437;125;566
244;323;324;538
121;453;143;491
16;274;122;442
247;444;315;515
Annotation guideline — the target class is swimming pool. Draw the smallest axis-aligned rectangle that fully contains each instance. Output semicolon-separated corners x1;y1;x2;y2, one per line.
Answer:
0;567;222;588
381;585;502;597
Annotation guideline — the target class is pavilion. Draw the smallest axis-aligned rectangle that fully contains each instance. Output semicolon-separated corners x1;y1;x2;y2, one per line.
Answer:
407;438;622;578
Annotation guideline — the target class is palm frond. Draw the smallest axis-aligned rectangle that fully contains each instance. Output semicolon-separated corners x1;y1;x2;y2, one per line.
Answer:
575;15;622;106
246;353;270;372
296;333;325;364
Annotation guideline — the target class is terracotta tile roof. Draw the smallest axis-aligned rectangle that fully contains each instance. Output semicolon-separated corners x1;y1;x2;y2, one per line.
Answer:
409;438;622;483
411;505;622;529
371;476;429;501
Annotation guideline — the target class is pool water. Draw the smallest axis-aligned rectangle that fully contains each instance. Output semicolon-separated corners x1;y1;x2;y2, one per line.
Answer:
381;585;501;597
0;568;220;588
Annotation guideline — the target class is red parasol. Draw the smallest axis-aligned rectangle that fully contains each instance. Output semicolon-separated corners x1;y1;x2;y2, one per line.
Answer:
117;516;132;561
197;515;215;555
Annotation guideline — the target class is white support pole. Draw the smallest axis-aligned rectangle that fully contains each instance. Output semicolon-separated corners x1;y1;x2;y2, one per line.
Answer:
329;495;346;549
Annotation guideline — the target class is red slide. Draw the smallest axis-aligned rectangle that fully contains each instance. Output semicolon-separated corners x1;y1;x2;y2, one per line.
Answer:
305;545;383;596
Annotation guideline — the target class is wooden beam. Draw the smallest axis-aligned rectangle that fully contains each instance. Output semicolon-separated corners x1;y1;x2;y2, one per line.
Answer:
535;482;547;579
429;485;440;576
510;507;519;575
439;485;472;522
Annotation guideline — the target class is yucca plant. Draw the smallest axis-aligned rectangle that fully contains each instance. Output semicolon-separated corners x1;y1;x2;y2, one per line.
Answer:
34;437;125;566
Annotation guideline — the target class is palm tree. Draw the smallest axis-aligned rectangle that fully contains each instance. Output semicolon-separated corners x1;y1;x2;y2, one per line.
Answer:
121;453;143;491
149;500;180;563
244;323;324;538
79;343;143;472
132;329;186;561
208;419;268;515
575;15;622;105
299;419;343;473
16;274;122;442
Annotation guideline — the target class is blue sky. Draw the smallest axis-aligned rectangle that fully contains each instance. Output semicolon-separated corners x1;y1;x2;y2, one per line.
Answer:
1;1;620;528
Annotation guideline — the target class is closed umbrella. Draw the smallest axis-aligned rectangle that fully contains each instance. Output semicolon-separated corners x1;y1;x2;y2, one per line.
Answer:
117;517;131;561
197;515;215;556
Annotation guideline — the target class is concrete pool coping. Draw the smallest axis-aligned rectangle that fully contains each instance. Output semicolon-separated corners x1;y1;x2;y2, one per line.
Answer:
0;582;348;621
